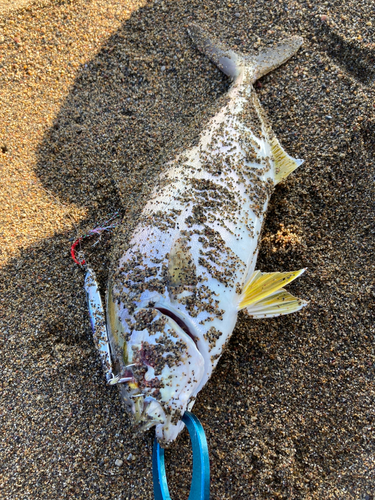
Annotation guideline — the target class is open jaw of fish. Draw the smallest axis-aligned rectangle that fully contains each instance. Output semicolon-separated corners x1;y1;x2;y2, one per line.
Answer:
105;25;308;446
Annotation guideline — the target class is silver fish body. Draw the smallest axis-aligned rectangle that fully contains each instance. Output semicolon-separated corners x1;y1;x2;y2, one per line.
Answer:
106;25;307;445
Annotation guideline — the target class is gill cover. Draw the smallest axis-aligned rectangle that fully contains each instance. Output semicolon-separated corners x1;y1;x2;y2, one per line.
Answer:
106;300;205;444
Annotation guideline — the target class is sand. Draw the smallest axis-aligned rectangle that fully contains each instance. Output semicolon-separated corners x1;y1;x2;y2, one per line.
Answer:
0;0;374;498
0;0;34;16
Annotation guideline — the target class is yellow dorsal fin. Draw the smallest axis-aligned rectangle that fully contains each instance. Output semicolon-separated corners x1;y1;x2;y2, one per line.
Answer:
271;137;304;184
238;269;307;317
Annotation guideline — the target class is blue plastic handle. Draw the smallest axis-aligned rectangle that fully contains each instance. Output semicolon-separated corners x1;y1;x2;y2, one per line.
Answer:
152;412;210;500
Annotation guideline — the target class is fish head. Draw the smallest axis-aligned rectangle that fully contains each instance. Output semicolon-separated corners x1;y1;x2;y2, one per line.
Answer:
107;300;205;446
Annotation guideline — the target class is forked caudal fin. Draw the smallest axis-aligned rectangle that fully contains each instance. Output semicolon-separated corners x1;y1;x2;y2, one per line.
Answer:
188;25;304;183
238;269;308;318
187;24;303;83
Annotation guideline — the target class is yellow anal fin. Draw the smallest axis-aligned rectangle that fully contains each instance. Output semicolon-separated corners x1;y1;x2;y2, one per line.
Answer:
238;269;307;316
271;137;304;184
243;289;308;318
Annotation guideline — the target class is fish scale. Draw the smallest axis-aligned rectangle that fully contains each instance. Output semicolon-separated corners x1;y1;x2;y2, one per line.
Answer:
106;25;308;446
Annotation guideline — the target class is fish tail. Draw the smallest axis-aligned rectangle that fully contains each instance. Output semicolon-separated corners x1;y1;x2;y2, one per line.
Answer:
188;25;304;182
188;24;303;83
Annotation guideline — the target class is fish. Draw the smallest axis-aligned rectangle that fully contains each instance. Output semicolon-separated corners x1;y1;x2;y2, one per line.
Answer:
105;25;307;446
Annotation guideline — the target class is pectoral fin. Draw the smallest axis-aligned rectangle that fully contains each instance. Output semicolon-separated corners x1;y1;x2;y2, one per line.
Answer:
238;269;307;318
168;237;197;290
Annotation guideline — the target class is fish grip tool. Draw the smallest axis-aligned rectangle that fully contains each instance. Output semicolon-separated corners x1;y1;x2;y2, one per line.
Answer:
82;269;211;499
71;218;211;499
153;412;210;500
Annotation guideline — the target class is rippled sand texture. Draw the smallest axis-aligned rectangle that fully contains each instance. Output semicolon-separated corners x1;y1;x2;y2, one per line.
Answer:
1;1;374;499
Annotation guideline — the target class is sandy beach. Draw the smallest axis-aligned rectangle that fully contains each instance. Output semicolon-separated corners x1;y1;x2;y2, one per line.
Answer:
1;0;374;498
0;0;33;16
